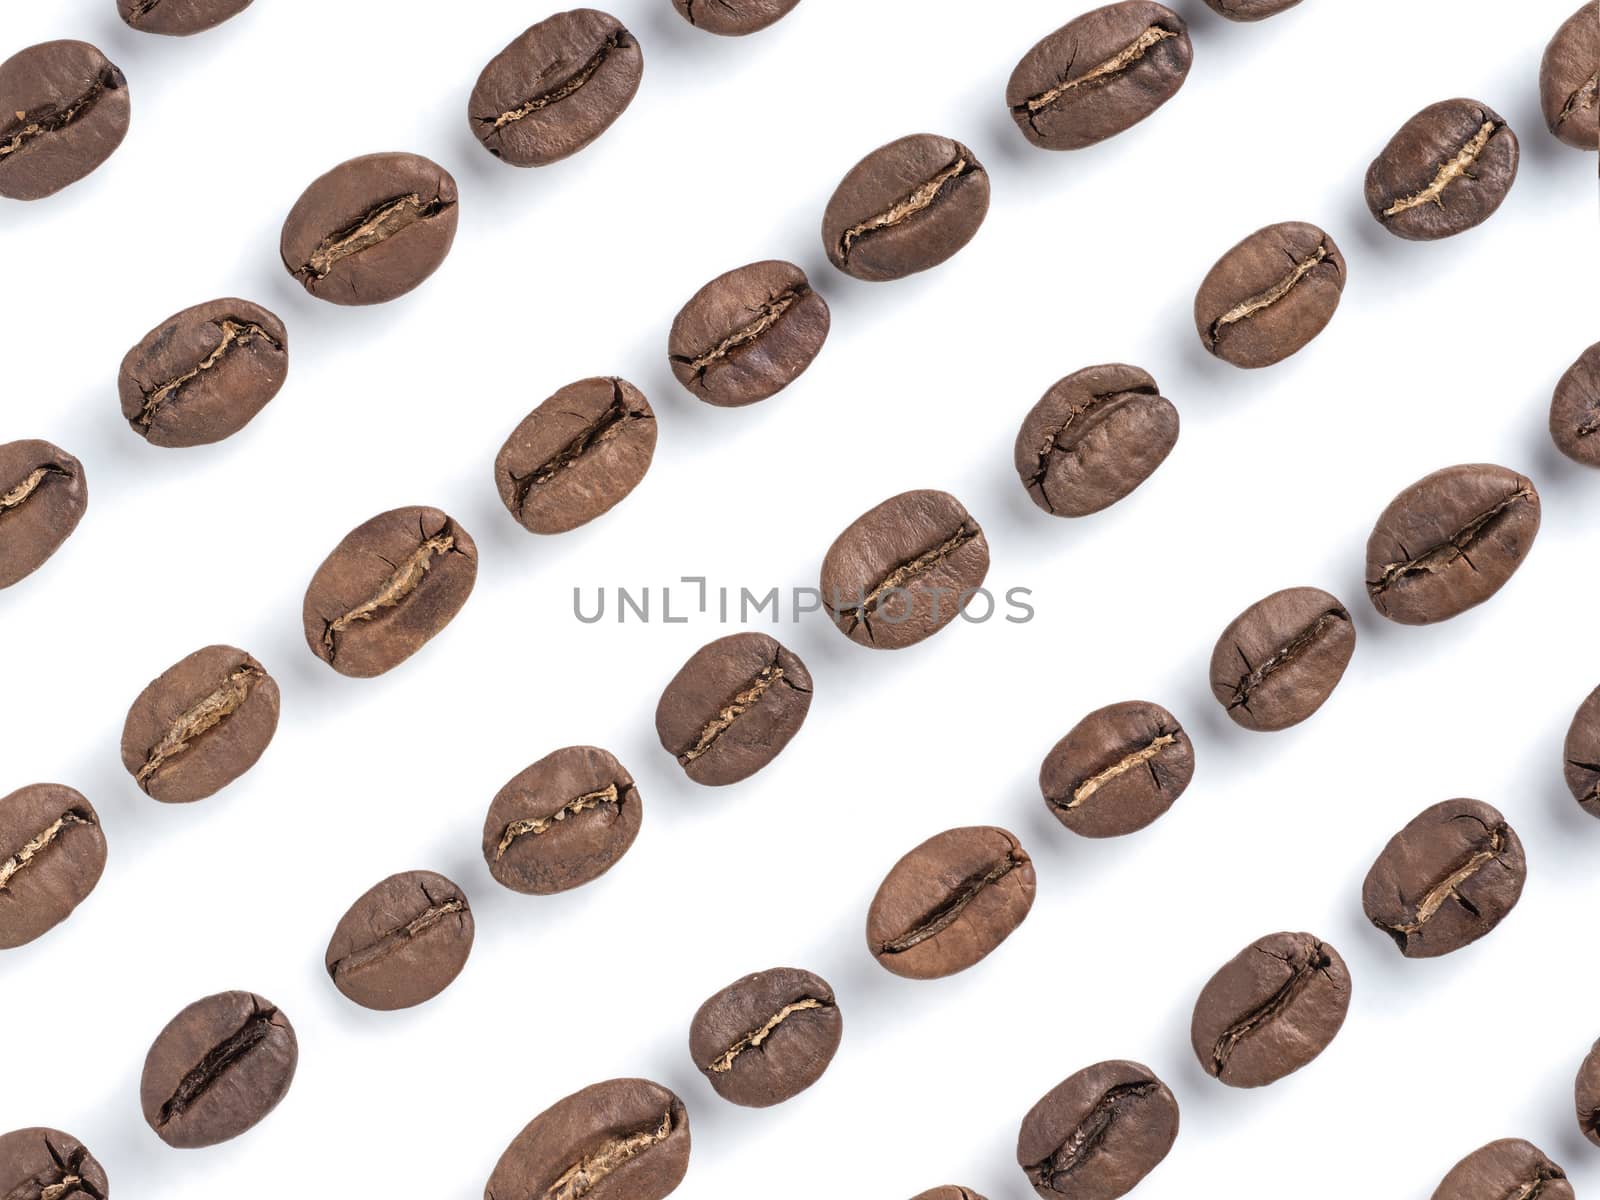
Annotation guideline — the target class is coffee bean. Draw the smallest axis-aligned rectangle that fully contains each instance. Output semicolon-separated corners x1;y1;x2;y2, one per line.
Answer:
821;134;990;281
1365;99;1518;241
1194;222;1345;368
303;506;477;677
1006;3;1192;151
119;299;287;447
280;153;458;305
820;489;990;650
325;870;474;1010
1576;1041;1600;1145
485;1078;690;1200
482;746;641;895
1549;342;1600;466
140;990;297;1148
1362;798;1525;958
1015;364;1179;516
867;825;1036;980
668;260;830;407
119;0;253;35
1016;1060;1178;1200
0;783;106;950
0;41;129;202
1203;0;1300;19
1541;4;1599;151
1563;684;1600;817
470;10;642;167
120;645;279;803
655;633;812;786
1365;464;1539;625
0;439;87;590
673;0;799;35
1190;931;1350;1087
1040;701;1193;838
0;1127;108;1199
1208;587;1355;732
1431;1140;1572;1200
494;377;656;534
689;967;841;1107
910;1190;989;1200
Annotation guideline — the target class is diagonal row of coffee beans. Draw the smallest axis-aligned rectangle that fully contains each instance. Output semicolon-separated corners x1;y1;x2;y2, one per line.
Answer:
2;2;1598;1199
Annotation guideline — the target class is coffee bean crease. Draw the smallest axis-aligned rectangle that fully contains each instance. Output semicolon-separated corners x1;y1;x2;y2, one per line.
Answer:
671;288;807;381
705;996;830;1074
321;521;461;660
838;523;981;639
134;663;264;788
0;67;122;162
487;32;627;130
0;808;91;891
27;1137;103;1200
297;193;454;282
878;852;1024;955
679;658;805;765
495;783;624;857
1208;243;1329;347
1367;485;1535;598
1025;1080;1159;1191
1022;383;1160;505
1014;25;1178;126
326;888;468;980
838;156;974;260
1558;70;1600;127
510;382;652;513
158;1005;280;1127
135;318;283;429
1380;119;1501;217
1225;608;1348;714
1381;816;1508;940
0;464;68;515
1210;940;1333;1074
1062;732;1179;809
544;1109;676;1200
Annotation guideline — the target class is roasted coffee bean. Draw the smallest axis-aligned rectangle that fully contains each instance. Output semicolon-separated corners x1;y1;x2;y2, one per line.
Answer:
485;1078;690;1200
280;153;458;305
1040;701;1193;837
1550;342;1600;466
1015;364;1178;516
1208;587;1355;732
910;1190;988;1200
867;826;1036;980
1362;798;1525;958
1365;464;1539;625
655;633;812;786
1203;0;1300;18
0;783;106;950
1541;4;1599;151
1563;684;1600;817
303;506;477;677
119;0;253;35
689;967;841;1107
820;489;989;650
1576;1041;1600;1145
0;439;87;590
668;261;830;407
120;645;279;803
470;10;642;167
672;0;799;35
1431;1140;1572;1200
141;990;297;1148
0;41;129;202
1190;931;1350;1087
0;1127;108;1199
119;299;287;447
482;746;641;895
1006;3;1192;151
1365;100;1518;241
821;134;989;281
1016;1060;1179;1200
1194;222;1345;368
325;870;474;1010
494;377;656;534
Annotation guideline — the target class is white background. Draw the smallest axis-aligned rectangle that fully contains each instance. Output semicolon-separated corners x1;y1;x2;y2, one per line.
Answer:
2;1;1598;1196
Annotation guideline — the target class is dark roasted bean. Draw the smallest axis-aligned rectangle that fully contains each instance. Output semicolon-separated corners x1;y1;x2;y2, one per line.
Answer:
0;1127;108;1199
1541;3;1599;151
672;0;800;35
0;784;106;950
118;0;253;35
1204;0;1300;18
1563;683;1600;818
1431;1140;1572;1200
1208;587;1355;732
1016;1060;1179;1200
1194;222;1345;368
1365;99;1519;240
1550;342;1600;466
1040;701;1193;837
325;870;474;1010
0;41;129;201
689;967;841;1107
0;439;87;590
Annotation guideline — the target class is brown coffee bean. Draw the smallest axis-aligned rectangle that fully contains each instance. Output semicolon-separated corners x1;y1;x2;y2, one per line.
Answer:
280;153;459;305
820;489;990;650
0;439;87;590
822;134;990;281
1563;684;1600;817
1541;4;1599;151
689;967;841;1107
325;870;474;1010
1365;464;1539;625
119;299;287;447
1016;1060;1179;1200
0;1127;108;1199
1041;701;1193;838
0;783;106;950
0;41;129;202
1365;99;1519;241
1190;931;1349;1088
668;260;830;407
655;633;812;786
1015;364;1178;516
1362;798;1525;958
672;0;799;35
119;0;253;35
1576;1041;1600;1145
470;10;642;167
1208;587;1355;732
910;1190;989;1200
867;826;1036;980
494;377;656;534
1194;222;1346;368
485;1078;690;1200
140;990;297;1148
303;506;477;677
482;746;641;895
1006;3;1192;151
1204;0;1300;18
1549;342;1600;466
1431;1140;1572;1200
